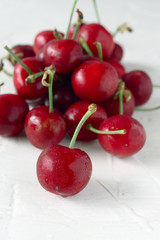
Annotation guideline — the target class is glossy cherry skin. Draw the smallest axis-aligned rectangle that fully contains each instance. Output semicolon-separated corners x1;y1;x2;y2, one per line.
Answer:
37;145;92;197
24;106;66;149
68;23;86;39
108;43;123;61
0;94;29;136
13;57;47;100
43;39;83;75
98;115;146;158
102;88;135;117
8;45;35;65
64;101;108;141
33;30;64;54
106;59;126;78
76;23;115;58
71;60;118;103
122;70;152;106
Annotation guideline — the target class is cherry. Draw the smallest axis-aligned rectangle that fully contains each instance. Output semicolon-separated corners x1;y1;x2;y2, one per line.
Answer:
33;30;64;54
76;23;115;59
37;145;92;197
102;87;135;117
13;57;47;100
37;104;96;197
0;94;29;136
43;39;83;75
108;43;123;62
71;60;118;103
122;70;152;106
64;101;107;141
24;67;66;149
106;59;126;78
25;106;66;149
8;45;35;65
98;115;146;157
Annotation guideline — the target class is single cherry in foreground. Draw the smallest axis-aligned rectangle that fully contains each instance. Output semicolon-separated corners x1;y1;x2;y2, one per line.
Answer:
98;115;146;157
122;70;152;106
37;104;96;197
0;94;29;136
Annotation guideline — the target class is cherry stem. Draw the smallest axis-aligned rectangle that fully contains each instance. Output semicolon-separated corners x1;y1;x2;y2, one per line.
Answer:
41;65;56;113
53;29;63;39
153;84;160;88
94;42;102;61
72;9;83;40
135;106;160;112
87;123;126;135
25;71;63;85
64;0;78;39
79;36;94;56
69;104;97;149
0;59;13;77
119;82;125;115
0;82;4;87
4;46;33;75
112;23;133;38
92;0;101;24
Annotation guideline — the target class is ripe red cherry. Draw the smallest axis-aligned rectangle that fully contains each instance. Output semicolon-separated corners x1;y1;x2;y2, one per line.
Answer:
106;59;126;78
64;101;107;141
76;23;115;58
37;145;92;197
13;57;47;100
24;106;66;149
43;39;83;75
33;30;64;54
8;45;35;65
71;60;118;103
98;115;146;158
0;94;29;136
102;88;135;117
108;43;123;61
122;70;152;106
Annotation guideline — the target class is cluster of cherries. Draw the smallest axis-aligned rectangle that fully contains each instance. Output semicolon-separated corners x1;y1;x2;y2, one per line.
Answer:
0;0;156;197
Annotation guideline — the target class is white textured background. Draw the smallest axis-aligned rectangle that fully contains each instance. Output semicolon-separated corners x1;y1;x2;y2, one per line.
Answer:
0;0;160;239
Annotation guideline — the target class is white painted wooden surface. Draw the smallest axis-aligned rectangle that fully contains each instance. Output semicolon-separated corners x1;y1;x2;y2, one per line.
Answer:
0;0;160;239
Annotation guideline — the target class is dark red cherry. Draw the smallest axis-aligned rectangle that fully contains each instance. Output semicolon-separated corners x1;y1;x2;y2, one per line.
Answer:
64;101;107;141
71;60;118;103
0;94;29;136
24;106;66;149
106;59;126;78
122;70;152;106
80;54;99;64
68;23;86;39
43;39;83;75
8;45;35;65
108;43;123;61
76;23;115;58
102;88;135;117
13;57;47;100
98;115;146;158
37;144;92;197
33;30;64;54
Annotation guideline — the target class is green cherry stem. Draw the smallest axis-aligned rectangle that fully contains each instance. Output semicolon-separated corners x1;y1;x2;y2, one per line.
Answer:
72;9;83;40
112;23;133;38
53;29;63;39
153;84;160;88
4;46;33;75
92;0;101;24
64;0;78;39
69;104;97;149
79;36;94;56
87;123;126;135
41;65;56;113
0;59;13;77
119;82;125;115
135;106;160;112
94;42;102;61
